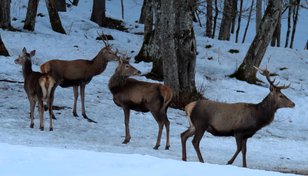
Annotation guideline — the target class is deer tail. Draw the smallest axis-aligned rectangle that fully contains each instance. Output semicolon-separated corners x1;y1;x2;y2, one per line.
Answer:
39;75;56;100
184;101;197;130
159;85;173;113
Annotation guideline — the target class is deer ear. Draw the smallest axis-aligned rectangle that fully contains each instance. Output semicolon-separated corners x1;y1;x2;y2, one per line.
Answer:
30;50;36;57
270;85;275;92
22;47;27;54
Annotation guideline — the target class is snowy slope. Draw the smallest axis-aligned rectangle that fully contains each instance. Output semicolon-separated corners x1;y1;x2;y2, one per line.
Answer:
0;0;307;175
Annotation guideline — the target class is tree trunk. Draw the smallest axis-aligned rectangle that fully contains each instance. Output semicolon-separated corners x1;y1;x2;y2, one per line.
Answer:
212;0;218;38
0;0;11;29
256;0;262;33
45;0;66;34
230;0;282;84
305;40;308;50
205;0;212;37
90;0;106;26
285;0;292;48
160;0;199;108
235;0;243;43
0;35;9;56
218;0;232;40
72;0;79;6
230;0;237;34
55;0;66;12
271;12;281;47
135;0;158;64
139;0;147;24
24;0;39;31
290;0;300;49
242;0;254;43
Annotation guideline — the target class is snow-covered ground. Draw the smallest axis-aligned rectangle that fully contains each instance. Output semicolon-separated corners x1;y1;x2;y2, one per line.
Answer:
0;0;307;175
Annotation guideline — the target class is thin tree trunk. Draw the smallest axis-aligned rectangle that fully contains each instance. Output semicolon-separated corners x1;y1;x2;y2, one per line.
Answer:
90;0;106;26
256;0;262;33
45;0;66;34
218;0;232;40
205;0;212;37
0;0;11;29
0;35;9;56
230;0;237;34
55;0;66;12
235;0;243;43
231;0;282;84
121;0;124;19
305;40;308;50
24;0;39;31
242;0;254;43
212;0;218;38
271;12;281;47
290;0;300;49
285;0;292;48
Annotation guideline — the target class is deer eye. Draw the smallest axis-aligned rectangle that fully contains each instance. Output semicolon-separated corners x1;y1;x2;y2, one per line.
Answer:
125;64;130;69
279;95;285;98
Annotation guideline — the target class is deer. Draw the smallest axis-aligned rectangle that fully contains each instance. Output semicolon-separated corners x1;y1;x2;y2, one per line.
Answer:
40;43;120;123
15;47;56;131
181;67;295;167
108;58;173;150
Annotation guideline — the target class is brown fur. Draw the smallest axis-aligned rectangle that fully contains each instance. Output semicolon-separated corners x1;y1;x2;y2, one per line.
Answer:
15;48;56;131
40;46;120;122
109;59;173;149
181;81;295;167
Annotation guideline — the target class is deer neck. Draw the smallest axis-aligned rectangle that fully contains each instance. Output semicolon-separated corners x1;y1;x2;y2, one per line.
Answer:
90;53;109;76
22;59;33;79
108;72;128;94
256;94;278;126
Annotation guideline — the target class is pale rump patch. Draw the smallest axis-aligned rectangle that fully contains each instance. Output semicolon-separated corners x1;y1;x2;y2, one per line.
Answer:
184;101;197;130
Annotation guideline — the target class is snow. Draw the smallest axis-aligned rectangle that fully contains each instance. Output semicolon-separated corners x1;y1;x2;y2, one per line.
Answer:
0;0;307;175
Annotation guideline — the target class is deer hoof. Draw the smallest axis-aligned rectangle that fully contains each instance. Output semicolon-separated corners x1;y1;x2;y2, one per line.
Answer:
122;139;130;144
40;127;44;131
165;145;170;150
73;112;79;117
30;124;34;128
153;145;160;150
50;127;53;131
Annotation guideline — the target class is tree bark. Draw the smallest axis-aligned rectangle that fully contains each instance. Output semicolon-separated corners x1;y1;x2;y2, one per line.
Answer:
218;0;232;40
242;0;254;43
235;0;243;43
0;35;9;56
90;0;106;26
231;0;282;84
55;0;66;12
271;12;281;47
0;0;11;29
45;0;66;34
205;0;212;37
285;0;292;48
290;0;300;49
24;0;40;31
230;0;237;34
256;0;262;33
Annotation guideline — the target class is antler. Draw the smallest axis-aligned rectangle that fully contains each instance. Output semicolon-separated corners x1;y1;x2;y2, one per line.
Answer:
254;66;290;90
97;31;110;47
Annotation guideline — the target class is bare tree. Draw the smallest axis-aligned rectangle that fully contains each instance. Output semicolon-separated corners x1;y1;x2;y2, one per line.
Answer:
90;0;106;26
290;0;300;48
235;0;243;43
242;0;254;43
205;0;213;37
218;0;232;40
231;0;282;84
0;0;11;29
212;0;218;38
256;0;262;32
24;0;39;31
230;0;237;34
45;0;66;34
285;0;292;48
271;12;281;47
0;34;9;56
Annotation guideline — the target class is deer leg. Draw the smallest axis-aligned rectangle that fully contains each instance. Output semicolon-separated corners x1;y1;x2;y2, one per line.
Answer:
73;86;79;117
151;111;164;150
122;108;131;144
241;138;248;167
181;126;196;161
164;117;170;150
227;134;243;165
50;86;56;120
80;84;97;123
29;98;36;128
48;98;53;131
38;99;44;131
192;129;206;163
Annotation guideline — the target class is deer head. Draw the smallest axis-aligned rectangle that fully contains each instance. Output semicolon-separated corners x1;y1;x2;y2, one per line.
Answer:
255;66;295;108
115;58;141;77
14;47;36;65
